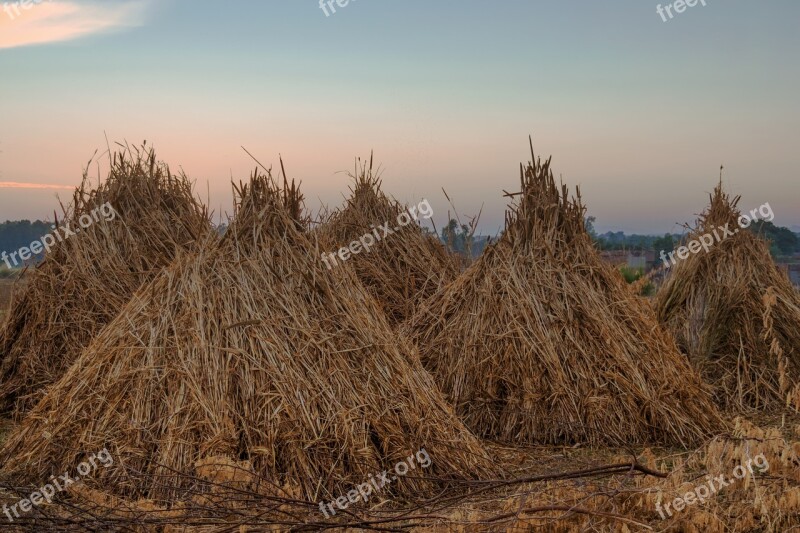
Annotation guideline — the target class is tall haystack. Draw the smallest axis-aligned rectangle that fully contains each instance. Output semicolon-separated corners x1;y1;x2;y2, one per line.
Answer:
406;143;723;447
0;170;495;507
318;157;459;325
655;183;800;411
0;145;211;416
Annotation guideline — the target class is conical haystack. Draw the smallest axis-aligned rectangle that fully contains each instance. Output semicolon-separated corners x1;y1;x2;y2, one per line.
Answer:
406;143;723;446
655;183;800;411
0;145;211;416
0;170;495;507
318;157;459;325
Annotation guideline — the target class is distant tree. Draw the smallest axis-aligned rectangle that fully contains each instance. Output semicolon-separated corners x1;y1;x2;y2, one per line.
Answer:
585;216;597;238
748;221;799;257
441;218;473;255
652;234;675;265
0;220;53;265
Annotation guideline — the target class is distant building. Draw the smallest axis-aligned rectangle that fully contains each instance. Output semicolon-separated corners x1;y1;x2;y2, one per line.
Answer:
627;250;656;271
600;250;656;272
600;250;628;267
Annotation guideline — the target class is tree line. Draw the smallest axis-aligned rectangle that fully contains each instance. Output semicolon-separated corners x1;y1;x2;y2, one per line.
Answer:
586;216;800;259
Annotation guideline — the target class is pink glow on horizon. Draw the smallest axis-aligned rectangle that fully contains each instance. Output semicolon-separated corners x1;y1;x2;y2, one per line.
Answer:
0;181;75;190
0;0;149;50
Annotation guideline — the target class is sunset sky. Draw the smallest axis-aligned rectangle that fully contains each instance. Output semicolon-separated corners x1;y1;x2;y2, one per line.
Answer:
0;0;798;234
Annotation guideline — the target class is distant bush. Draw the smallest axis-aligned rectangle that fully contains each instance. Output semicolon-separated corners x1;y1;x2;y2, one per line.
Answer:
0;265;21;279
619;266;644;283
618;265;655;296
640;282;655;297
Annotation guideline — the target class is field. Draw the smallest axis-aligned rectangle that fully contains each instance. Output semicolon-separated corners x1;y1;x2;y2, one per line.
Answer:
0;149;797;532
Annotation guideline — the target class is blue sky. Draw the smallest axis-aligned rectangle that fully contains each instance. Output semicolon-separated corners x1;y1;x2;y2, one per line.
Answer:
1;0;798;234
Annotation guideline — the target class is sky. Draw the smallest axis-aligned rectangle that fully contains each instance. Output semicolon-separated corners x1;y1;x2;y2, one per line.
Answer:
0;0;798;235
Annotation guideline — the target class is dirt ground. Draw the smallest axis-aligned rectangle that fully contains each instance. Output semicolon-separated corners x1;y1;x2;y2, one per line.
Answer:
0;409;795;531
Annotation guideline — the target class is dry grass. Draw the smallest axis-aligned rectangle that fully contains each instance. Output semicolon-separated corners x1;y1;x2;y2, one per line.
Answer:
656;183;800;412
1;145;797;532
0;279;15;324
406;142;723;447
0;144;211;418
399;414;800;532
317;156;459;326
3;413;796;532
0;170;496;512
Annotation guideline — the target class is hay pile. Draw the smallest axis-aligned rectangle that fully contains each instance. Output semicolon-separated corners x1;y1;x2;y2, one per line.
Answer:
628;417;800;532
655;183;800;411
0;145;210;416
318;157;459;325
0;170;495;507
406;144;723;446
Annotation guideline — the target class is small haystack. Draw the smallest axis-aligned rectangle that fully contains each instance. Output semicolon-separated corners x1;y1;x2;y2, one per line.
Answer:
406;142;723;446
655;183;800;411
318;157;459;325
0;170;495;507
0;145;210;416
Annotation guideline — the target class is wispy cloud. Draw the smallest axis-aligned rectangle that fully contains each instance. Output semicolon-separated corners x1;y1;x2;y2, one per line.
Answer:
0;0;151;50
0;181;74;190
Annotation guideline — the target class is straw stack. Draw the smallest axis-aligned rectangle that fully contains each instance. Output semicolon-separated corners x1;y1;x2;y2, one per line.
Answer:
406;142;723;446
318;157;459;325
655;183;800;411
0;170;495;506
0;145;211;417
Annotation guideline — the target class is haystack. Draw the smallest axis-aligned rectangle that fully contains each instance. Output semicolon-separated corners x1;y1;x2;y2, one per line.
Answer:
655;183;800;411
318;157;459;325
406;143;723;446
0;145;210;416
0;170;495;506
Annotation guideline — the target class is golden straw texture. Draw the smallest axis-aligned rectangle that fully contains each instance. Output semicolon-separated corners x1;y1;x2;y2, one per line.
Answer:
406;142;723;447
656;183;800;411
317;157;459;326
0;144;211;417
0;170;496;505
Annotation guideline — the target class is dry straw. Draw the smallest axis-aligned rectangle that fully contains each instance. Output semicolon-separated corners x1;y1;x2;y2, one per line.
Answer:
655;183;800;411
0;144;211;417
0;168;496;509
406;140;723;447
317;156;459;325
